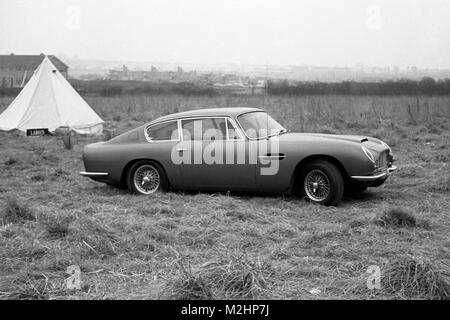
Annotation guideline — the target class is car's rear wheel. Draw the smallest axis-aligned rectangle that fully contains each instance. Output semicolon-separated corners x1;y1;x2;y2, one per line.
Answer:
127;161;168;195
300;160;344;206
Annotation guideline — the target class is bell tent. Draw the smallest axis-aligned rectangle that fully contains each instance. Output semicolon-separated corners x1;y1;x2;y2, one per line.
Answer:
0;56;104;135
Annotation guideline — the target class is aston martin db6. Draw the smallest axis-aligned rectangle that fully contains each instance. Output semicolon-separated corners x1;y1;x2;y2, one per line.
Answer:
80;108;396;205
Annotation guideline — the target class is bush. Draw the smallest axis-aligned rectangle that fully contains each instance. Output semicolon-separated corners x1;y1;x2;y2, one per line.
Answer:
112;114;122;121
4;156;18;166
374;208;417;228
39;212;75;239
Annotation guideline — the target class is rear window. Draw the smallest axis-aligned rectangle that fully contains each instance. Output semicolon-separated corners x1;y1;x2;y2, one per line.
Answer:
146;121;179;141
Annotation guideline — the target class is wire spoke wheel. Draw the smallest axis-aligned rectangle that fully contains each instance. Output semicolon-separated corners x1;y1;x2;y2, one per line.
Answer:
133;164;160;194
304;169;331;202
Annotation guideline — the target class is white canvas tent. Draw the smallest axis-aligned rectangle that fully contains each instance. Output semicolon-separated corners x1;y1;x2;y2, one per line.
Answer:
0;56;104;135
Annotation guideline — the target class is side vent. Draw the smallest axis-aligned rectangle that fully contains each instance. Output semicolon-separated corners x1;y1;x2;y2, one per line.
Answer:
361;138;369;142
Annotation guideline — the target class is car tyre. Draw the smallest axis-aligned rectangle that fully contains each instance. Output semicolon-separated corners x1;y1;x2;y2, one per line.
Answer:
300;160;344;206
127;160;168;195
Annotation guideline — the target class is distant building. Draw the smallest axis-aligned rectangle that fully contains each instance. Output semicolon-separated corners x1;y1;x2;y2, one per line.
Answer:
108;65;197;82
0;53;68;88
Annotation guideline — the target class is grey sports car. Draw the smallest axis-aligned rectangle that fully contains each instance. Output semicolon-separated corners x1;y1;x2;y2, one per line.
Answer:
80;107;396;206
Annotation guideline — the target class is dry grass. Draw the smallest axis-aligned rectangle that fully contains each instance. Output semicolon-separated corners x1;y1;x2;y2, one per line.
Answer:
383;256;450;300
0;94;449;299
0;273;51;300
162;254;272;300
38;211;75;239
1;196;36;224
161;259;215;300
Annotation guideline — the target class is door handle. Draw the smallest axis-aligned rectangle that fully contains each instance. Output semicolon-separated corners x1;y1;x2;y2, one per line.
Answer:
258;153;286;160
176;148;188;152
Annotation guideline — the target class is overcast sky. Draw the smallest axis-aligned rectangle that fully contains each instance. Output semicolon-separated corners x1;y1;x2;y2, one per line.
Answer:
1;0;449;68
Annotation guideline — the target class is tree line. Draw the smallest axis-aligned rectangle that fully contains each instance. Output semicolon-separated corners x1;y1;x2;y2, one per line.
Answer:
2;77;450;97
267;78;450;96
70;80;218;96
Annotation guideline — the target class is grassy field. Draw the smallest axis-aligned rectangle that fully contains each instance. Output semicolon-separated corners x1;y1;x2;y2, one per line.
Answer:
0;94;449;300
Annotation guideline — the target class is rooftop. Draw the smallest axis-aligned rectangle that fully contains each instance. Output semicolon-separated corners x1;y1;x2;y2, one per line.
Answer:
152;107;264;123
0;54;68;71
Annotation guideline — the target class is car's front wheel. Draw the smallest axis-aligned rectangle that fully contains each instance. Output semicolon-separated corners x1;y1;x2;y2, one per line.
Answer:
127;161;168;195
301;160;344;206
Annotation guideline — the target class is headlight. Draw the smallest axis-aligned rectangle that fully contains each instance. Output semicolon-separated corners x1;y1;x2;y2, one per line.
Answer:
361;145;375;163
380;141;392;153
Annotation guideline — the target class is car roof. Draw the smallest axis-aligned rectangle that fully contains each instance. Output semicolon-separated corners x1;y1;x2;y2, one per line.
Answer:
150;107;264;124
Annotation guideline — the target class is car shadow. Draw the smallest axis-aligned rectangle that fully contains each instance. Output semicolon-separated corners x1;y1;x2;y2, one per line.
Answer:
86;183;130;197
89;183;384;205
343;190;378;201
171;188;381;205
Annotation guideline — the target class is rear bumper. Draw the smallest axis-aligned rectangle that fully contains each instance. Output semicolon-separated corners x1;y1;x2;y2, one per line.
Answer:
79;171;109;177
351;166;397;182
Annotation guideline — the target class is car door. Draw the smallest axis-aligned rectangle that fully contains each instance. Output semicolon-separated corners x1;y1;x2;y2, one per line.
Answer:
254;137;292;192
176;117;255;190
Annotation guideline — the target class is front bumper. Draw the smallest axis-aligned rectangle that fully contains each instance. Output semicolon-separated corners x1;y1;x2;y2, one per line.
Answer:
351;166;397;182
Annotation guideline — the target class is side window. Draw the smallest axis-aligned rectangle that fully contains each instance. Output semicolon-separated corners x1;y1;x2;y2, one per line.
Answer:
227;119;242;140
146;121;178;141
181;118;226;141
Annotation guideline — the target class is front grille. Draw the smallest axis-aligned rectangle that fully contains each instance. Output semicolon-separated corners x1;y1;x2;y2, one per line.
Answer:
376;151;388;169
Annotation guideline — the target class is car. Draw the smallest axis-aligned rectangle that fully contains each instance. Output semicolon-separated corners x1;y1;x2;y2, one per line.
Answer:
80;107;397;206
